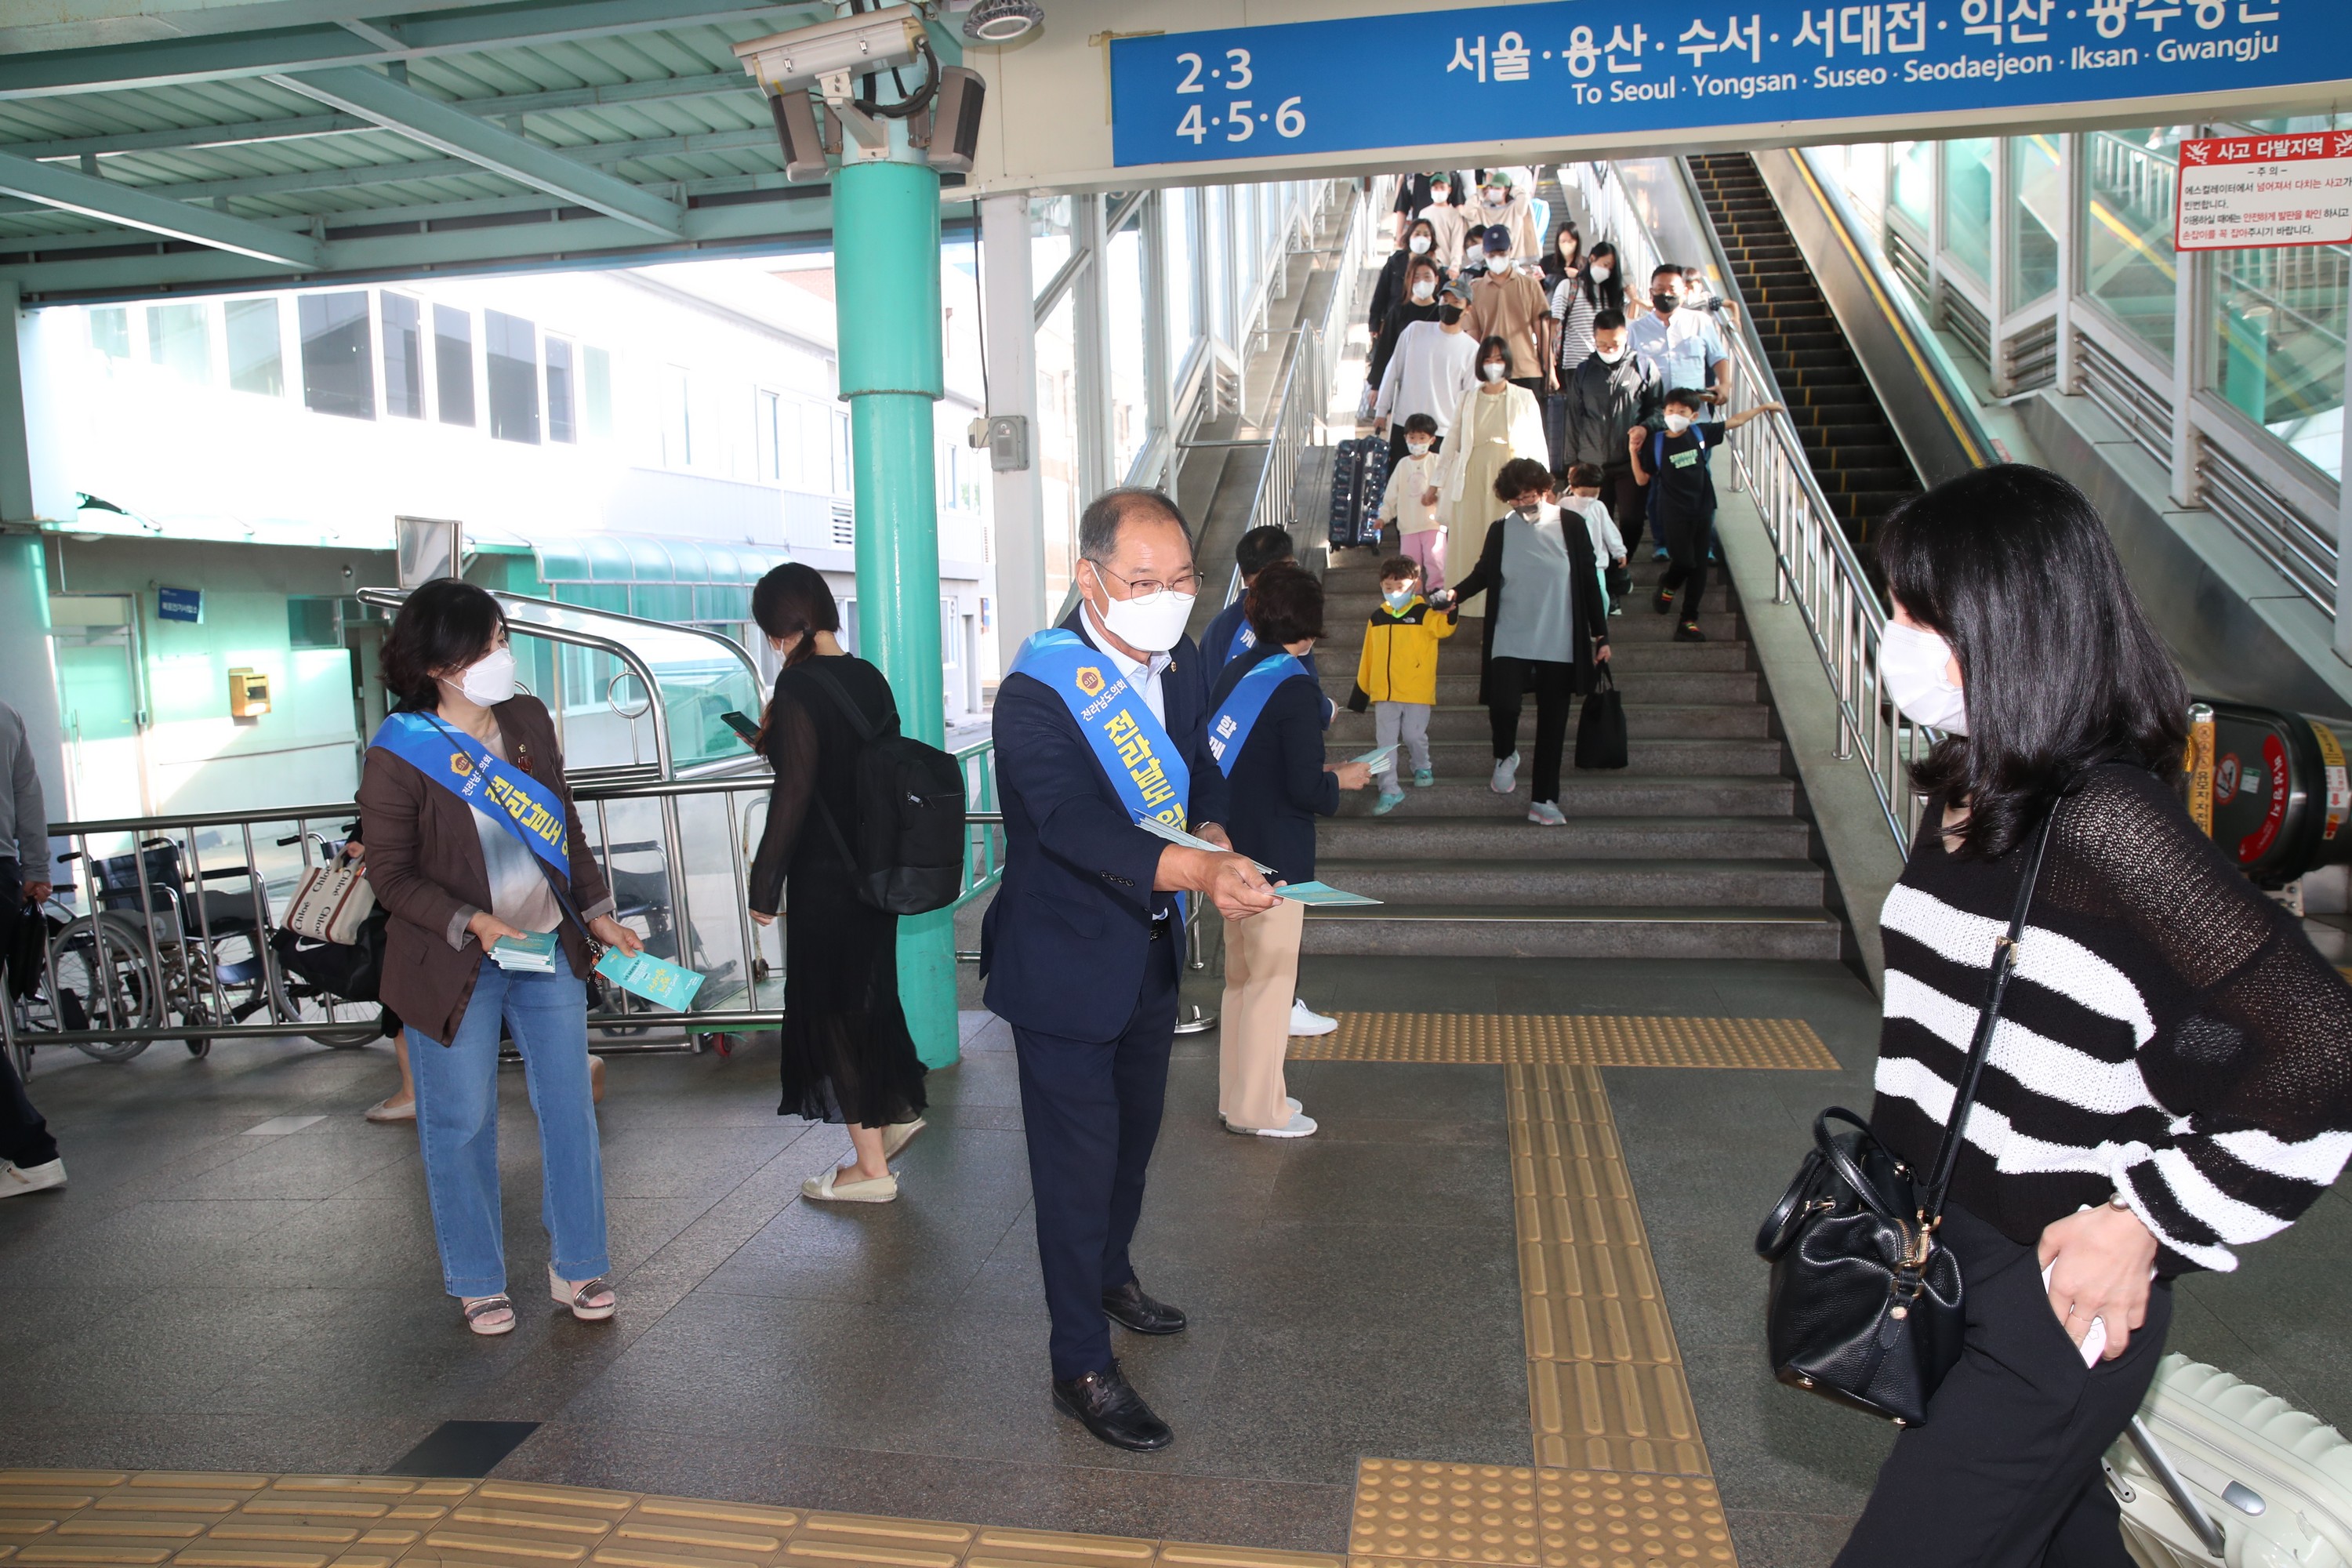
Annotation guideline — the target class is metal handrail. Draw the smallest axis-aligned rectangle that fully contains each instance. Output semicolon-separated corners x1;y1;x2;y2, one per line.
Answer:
1566;158;1929;851
5;739;1006;1058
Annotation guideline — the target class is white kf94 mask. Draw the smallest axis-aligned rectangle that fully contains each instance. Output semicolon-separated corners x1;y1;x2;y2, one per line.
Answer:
1878;621;1967;734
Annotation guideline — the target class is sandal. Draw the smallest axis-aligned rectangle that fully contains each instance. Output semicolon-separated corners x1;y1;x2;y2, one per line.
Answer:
881;1117;927;1158
801;1166;898;1203
365;1096;415;1123
549;1265;617;1321
463;1294;515;1336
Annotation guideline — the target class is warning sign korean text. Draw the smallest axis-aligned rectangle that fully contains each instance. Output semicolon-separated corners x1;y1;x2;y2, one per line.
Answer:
2176;132;2352;252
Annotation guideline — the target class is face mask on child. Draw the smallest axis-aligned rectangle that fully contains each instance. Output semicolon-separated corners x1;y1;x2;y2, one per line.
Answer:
1405;438;1432;456
1664;412;1693;434
1382;587;1417;611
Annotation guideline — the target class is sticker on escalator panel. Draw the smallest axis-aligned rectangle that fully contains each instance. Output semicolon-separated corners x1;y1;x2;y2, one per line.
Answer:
2313;724;2348;842
2238;735;2292;865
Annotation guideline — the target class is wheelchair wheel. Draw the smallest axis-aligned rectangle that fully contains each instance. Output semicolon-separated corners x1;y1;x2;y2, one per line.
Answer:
265;968;383;1048
46;916;158;1062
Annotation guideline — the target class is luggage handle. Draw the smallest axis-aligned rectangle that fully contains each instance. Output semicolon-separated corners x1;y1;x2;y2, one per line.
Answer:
2126;1417;2228;1559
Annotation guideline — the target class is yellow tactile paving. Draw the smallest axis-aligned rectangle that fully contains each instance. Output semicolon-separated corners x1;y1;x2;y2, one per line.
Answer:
0;1482;1338;1568
1507;1065;1711;1482
1347;1461;1731;1568
1286;1016;1834;1070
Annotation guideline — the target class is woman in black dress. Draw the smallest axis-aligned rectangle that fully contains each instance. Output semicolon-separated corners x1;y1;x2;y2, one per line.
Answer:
746;564;927;1203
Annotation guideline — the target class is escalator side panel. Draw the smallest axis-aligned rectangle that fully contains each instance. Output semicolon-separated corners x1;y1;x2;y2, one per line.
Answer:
1740;148;1997;492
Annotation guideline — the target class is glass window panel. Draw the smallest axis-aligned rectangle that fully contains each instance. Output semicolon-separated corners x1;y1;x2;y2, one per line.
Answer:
2210;242;2348;482
630;585;696;623
1106;220;1149;483
831;408;851;495
1942;138;1995;285
286;597;340;649
486;310;539;443
663;365;691;466
941;598;960;668
298;292;374;419
89;306;130;360
757;389;781;480
147;302;212;384
1163;190;1199;368
546;336;576;444
583;345;612;441
434;305;475;427
1890;141;1932;231
2007;135;2062;308
2082;127;2187;362
225;299;282;397
381;292;423;419
1816;145;1885;239
1030;194;1073;299
1035;290;1080;607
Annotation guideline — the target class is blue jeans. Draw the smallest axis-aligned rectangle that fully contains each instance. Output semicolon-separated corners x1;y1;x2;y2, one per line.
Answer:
407;964;608;1298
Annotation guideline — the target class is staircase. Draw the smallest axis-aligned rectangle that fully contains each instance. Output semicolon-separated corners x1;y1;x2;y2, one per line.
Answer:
1684;152;1922;543
1302;547;1846;960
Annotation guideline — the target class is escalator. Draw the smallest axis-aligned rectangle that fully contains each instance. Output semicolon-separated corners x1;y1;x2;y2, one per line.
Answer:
1685;152;1922;543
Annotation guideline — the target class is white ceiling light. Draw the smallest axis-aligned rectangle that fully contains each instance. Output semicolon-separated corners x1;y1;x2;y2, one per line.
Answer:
963;0;1042;45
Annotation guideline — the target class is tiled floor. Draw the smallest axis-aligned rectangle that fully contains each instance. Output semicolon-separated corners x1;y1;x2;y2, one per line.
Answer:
5;956;2347;1568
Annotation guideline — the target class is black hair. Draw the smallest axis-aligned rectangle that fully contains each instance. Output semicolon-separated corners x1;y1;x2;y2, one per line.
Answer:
1877;465;2188;859
1475;334;1512;374
1552;221;1580;257
1244;561;1324;645
382;579;504;713
1402;412;1439;437
1592;307;1627;334
1235;524;1296;580
1651;262;1683;284
1493;456;1552;502
1079;486;1191;567
1564;461;1604;490
1579;241;1625;315
1404;216;1437;249
751;562;840;670
1377;555;1421;584
1664;387;1706;410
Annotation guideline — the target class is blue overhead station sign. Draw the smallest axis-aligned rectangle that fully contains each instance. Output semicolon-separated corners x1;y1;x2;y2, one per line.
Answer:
1109;1;2336;168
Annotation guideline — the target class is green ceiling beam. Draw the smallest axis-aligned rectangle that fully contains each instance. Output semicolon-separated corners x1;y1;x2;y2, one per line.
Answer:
0;148;320;267
273;65;684;236
0;0;822;100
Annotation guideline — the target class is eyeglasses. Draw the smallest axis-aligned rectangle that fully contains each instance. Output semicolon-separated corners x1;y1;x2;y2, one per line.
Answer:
1086;558;1203;605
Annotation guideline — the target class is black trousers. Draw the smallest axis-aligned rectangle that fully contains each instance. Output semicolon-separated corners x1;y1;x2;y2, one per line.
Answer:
0;857;58;1170
1486;656;1574;805
1656;509;1712;625
1600;461;1646;557
1011;925;1179;1381
1834;1203;2173;1568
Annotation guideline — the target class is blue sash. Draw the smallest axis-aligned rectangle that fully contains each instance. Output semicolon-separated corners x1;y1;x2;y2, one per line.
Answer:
1226;618;1258;665
368;710;572;875
1008;629;1190;830
1205;652;1307;777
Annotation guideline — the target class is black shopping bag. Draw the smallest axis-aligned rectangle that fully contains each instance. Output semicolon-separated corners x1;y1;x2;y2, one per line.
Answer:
1575;666;1628;770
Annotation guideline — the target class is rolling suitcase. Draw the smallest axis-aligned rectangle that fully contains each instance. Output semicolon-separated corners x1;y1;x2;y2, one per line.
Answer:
2106;1353;2352;1567
1354;438;1389;548
1328;438;1363;549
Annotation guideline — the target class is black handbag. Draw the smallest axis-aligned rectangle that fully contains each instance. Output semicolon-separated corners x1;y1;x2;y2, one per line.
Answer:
1755;804;2060;1427
1574;665;1628;770
270;905;388;1003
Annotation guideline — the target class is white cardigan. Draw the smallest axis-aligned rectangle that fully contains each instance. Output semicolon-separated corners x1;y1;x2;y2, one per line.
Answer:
1436;381;1548;508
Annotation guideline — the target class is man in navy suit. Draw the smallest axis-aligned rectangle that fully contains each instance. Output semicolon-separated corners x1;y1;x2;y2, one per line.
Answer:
982;488;1279;1451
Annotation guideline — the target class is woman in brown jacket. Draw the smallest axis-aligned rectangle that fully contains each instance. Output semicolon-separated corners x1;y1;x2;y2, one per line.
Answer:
358;579;644;1336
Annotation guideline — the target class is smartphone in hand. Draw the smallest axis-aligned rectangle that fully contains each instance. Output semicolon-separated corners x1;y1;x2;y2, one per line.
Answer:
720;710;760;746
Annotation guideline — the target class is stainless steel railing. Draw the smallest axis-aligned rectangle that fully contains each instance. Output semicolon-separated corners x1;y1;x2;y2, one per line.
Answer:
1565;158;1931;851
3;739;1005;1065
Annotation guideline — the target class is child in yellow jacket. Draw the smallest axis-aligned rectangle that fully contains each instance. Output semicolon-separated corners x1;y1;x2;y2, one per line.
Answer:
1347;555;1457;815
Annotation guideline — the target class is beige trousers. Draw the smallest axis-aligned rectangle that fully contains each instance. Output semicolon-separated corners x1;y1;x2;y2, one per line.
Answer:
1218;896;1304;1130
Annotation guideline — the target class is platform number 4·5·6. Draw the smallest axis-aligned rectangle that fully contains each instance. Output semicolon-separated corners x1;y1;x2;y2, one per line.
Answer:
1174;48;1305;144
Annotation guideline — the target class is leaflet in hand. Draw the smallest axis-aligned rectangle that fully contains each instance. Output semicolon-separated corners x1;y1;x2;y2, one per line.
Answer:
594;946;706;1011
1131;815;1278;876
489;930;561;971
1271;880;1381;906
1352;745;1399;769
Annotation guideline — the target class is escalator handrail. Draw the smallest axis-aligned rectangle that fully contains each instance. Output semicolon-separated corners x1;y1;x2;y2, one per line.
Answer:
1785;147;1998;474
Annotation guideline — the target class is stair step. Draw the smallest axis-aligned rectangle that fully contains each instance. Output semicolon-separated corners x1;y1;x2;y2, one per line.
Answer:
1298;904;1846;960
1315;814;1812;858
1322;670;1762;705
1330;772;1796;818
1326;701;1770;741
1315;856;1825;906
1363;736;1785;775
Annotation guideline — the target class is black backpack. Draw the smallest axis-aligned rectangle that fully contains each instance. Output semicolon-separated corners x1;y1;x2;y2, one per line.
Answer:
800;662;968;916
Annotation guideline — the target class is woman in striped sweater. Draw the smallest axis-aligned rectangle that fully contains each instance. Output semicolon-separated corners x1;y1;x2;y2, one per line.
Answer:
1837;464;2352;1567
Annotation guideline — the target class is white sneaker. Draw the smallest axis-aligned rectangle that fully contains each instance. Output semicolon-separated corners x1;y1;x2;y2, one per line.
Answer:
1287;1097;1302;1115
0;1158;66;1198
1254;1112;1319;1139
1288;1000;1338;1036
1526;801;1566;826
1490;752;1521;794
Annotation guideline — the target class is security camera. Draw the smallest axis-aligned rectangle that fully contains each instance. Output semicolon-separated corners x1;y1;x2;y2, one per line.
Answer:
732;6;926;96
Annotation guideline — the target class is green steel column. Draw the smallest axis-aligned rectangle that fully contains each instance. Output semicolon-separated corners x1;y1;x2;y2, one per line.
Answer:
832;155;957;1069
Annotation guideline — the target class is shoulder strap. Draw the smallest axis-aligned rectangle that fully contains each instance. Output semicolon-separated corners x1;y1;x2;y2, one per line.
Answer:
797;659;896;742
1921;802;2064;1222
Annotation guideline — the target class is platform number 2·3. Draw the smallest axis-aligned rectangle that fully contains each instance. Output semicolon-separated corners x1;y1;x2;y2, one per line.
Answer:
1174;48;1305;146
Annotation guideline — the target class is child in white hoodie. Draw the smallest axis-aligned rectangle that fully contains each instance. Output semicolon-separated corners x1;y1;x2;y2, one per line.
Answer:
1377;412;1446;591
1558;461;1628;616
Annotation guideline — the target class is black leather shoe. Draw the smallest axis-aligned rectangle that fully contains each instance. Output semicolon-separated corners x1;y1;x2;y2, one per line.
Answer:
1102;1279;1189;1335
1051;1363;1173;1451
